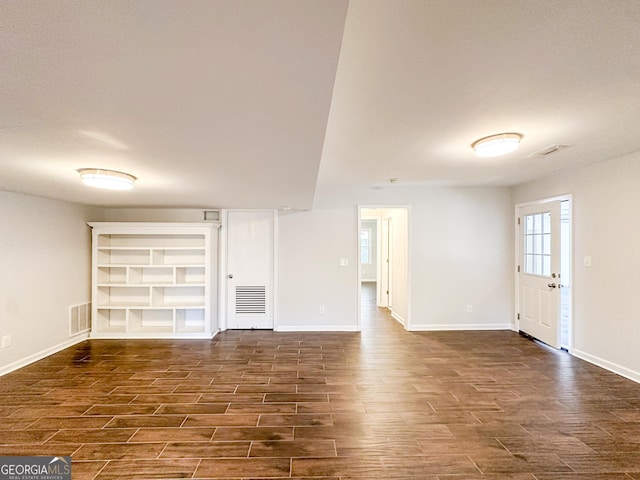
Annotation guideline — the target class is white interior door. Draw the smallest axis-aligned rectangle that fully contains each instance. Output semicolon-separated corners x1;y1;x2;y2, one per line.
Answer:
518;201;562;348
226;210;275;329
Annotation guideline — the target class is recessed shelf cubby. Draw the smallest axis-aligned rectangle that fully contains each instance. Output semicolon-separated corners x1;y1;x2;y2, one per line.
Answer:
97;266;127;285
176;308;206;333
129;309;174;332
152;286;205;307
176;267;205;285
97;286;149;307
151;249;205;266
129;267;174;285
95;308;126;333
97;248;150;265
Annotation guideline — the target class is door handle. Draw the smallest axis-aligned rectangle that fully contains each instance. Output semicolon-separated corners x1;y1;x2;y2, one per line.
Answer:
227;274;233;279
547;283;556;288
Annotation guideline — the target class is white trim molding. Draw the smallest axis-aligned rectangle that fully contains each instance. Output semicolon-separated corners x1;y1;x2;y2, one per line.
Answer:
0;334;89;377
572;348;640;384
408;323;514;332
275;325;360;332
391;310;406;327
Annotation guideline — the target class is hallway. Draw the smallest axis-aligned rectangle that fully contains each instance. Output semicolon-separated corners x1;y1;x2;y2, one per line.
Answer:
359;281;405;333
1;291;640;478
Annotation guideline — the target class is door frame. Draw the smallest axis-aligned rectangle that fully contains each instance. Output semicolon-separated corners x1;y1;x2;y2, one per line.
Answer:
514;195;572;350
219;209;278;331
358;205;411;331
380;216;391;308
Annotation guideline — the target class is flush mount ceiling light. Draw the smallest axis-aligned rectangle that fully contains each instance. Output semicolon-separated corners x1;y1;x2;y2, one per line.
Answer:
472;132;523;157
78;168;136;190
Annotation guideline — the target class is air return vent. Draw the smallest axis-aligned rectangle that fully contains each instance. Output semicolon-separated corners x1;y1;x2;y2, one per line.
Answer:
235;286;266;314
69;302;91;336
528;144;573;157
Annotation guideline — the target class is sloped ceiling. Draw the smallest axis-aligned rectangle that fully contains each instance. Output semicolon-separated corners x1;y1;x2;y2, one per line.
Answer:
2;0;640;209
0;0;348;209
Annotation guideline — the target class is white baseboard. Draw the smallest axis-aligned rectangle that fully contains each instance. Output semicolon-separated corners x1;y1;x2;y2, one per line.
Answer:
571;348;640;384
408;323;513;332
89;332;218;340
275;325;359;332
0;333;89;377
391;311;406;326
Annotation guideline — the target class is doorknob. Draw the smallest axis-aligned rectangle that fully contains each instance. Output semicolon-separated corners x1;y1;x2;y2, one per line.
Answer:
547;282;556;288
227;274;233;279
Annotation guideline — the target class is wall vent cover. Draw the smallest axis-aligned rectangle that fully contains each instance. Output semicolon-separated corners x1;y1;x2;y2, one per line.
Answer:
235;286;266;314
69;302;91;336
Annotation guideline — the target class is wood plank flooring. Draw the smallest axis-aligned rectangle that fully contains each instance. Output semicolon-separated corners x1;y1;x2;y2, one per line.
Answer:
1;283;640;479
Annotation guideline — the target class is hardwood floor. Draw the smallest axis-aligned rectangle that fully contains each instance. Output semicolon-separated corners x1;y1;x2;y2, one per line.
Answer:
2;282;640;479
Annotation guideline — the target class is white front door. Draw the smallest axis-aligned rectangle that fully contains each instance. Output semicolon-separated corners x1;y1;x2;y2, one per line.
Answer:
226;210;275;329
518;201;562;348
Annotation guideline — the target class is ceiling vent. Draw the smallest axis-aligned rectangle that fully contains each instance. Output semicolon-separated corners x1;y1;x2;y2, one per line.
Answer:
528;144;573;157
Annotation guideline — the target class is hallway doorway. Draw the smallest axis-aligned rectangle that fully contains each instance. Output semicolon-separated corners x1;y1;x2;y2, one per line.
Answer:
358;206;410;330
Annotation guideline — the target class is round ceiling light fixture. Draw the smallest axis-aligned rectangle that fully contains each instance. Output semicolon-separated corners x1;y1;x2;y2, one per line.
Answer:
78;168;136;190
472;132;522;157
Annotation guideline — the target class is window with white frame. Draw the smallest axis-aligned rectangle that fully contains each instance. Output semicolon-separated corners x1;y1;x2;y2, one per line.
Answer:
523;212;551;277
360;229;372;264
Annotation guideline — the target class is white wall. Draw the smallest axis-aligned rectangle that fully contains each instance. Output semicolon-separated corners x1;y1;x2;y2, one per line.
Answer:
277;208;358;331
0;191;101;374
277;186;513;331
406;189;512;330
103;208;207;222
512;151;640;382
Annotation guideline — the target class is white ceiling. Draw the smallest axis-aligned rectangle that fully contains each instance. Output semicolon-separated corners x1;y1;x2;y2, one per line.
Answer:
2;1;640;209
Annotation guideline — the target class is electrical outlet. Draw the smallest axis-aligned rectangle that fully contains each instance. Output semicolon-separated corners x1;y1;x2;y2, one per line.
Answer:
466;305;473;313
584;256;592;267
339;258;348;266
1;335;11;348
319;305;325;315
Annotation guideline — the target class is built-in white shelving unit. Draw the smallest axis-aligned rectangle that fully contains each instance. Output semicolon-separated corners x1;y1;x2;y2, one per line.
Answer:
88;222;219;339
